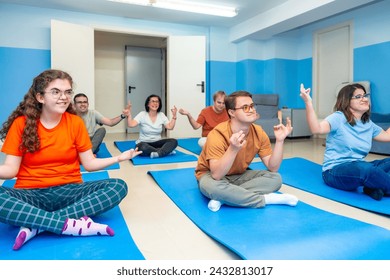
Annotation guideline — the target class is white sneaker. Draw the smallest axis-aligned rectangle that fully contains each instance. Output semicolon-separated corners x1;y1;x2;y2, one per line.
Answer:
208;199;222;212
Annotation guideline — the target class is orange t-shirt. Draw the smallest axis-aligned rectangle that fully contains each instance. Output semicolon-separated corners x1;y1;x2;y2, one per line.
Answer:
1;113;92;189
195;120;272;180
196;106;229;137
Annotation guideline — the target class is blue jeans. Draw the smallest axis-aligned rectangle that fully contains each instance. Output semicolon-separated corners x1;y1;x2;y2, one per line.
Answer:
322;158;390;195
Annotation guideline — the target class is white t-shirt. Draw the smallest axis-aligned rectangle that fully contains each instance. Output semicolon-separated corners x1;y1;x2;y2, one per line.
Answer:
134;111;169;143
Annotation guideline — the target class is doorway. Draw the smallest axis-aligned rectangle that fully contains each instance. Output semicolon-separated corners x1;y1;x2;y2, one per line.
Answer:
94;31;167;135
125;46;166;134
313;22;353;120
51;20;206;137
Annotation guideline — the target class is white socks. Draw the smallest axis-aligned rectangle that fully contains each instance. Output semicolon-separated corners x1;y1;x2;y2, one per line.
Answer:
208;199;222;212
150;152;159;158
207;193;298;212
150;151;176;158
264;193;298;206
62;216;114;236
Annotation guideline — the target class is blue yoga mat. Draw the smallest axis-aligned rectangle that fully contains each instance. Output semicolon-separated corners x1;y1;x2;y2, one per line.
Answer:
114;140;197;165
177;137;202;155
0;171;144;260
177;138;259;158
80;142;120;172
249;157;390;216
148;167;390;260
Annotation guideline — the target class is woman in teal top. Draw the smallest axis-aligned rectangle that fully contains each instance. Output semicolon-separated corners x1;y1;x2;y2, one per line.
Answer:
300;83;390;200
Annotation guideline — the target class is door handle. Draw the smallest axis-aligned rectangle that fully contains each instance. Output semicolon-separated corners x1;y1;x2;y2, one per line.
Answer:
196;81;205;93
128;85;136;94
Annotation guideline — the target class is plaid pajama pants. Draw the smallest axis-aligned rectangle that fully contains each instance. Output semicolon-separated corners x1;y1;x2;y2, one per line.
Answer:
0;178;127;234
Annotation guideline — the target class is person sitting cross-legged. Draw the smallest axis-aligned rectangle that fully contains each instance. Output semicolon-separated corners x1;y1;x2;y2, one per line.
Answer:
195;90;298;212
0;69;142;250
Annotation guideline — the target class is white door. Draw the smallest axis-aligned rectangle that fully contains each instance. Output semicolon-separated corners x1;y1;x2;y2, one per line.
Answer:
314;23;352;119
167;36;206;138
125;46;165;133
51;20;95;107
51;22;206;138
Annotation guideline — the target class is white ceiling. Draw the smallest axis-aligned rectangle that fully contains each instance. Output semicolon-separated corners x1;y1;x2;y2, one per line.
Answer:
0;0;382;41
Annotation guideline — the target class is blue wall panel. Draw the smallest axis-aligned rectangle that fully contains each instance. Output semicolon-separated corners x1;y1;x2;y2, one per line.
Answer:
236;59;265;93
354;41;390;114
207;60;236;105
0;47;50;126
263;60;276;94
221;58;312;109
274;59;297;109
297;58;312;108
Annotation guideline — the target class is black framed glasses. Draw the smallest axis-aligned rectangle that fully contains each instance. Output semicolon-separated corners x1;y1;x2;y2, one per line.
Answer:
351;93;370;100
45;88;74;98
233;103;256;113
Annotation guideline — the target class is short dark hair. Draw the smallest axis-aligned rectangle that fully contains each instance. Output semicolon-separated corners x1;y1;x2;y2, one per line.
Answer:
73;93;88;102
145;94;162;112
225;90;252;111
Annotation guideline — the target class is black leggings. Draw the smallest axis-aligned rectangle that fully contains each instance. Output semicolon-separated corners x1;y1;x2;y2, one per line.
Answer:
136;138;178;157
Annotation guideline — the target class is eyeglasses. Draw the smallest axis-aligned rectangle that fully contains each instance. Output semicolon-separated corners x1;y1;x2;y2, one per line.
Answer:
149;100;160;104
75;101;88;105
233;103;256;113
45;88;74;98
351;93;370;100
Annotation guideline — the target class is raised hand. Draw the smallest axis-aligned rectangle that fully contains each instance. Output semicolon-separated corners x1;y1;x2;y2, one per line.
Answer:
229;130;246;150
171;105;177;117
273;117;293;140
299;83;312;103
123;101;132;116
179;108;189;115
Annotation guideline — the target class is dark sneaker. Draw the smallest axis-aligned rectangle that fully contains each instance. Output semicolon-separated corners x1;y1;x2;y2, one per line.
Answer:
363;187;384;201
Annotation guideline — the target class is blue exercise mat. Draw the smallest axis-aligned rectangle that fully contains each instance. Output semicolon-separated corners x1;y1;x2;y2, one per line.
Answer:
80;142;120;172
0;171;144;260
148;167;390;260
177;138;258;158
114;140;197;165
249;157;390;216
177;137;202;155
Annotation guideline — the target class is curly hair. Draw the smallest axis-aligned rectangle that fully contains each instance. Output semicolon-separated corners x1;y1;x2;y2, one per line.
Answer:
0;69;76;153
334;83;370;126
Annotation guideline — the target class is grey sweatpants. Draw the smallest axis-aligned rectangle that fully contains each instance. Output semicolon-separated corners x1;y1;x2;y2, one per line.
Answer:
91;126;106;154
198;170;282;208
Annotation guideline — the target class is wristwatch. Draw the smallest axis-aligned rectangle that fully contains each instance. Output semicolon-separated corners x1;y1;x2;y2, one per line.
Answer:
120;114;126;119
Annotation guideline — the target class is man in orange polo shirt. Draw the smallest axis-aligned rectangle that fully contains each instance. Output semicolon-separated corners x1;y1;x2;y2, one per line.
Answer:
195;90;298;212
